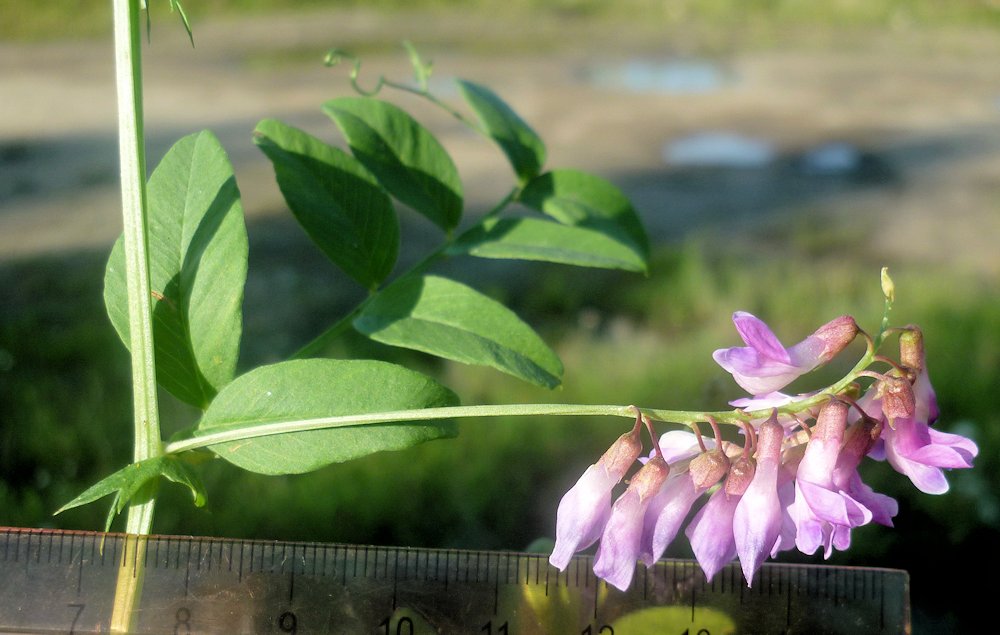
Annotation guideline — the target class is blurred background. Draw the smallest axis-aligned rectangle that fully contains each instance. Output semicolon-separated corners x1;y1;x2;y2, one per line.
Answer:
1;1;998;632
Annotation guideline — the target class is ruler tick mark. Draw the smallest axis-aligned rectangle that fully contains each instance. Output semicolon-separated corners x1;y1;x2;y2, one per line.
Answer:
880;572;886;630
691;583;696;622
76;551;84;596
237;541;244;583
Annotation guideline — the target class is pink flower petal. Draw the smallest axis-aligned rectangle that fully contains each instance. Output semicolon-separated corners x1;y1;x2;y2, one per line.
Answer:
549;464;618;570
734;458;782;585
686;488;739;582
733;311;792;362
797;479;872;527
640;474;702;567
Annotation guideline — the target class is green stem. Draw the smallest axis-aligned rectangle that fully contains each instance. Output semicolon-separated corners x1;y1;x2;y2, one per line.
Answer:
165;404;635;454
169;345;879;457
111;0;161;629
115;0;162;530
291;187;519;359
382;78;483;135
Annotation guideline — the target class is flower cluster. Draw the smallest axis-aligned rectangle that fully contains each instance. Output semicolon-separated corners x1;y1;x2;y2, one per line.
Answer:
549;312;978;590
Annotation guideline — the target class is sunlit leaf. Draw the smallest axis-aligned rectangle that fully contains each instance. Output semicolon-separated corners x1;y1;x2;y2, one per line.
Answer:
254;118;399;289
324;97;463;231
519;169;649;267
354;275;563;388
450;217;647;272
104;130;248;409
456;79;546;184
195;359;459;475
56;456;206;531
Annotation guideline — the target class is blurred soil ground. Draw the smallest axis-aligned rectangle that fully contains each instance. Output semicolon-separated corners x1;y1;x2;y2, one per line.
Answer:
2;8;999;279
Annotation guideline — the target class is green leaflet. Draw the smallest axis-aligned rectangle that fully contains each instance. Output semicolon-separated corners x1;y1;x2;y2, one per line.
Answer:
456;79;546;185
450;216;647;272
354;275;563;388
195;359;459;475
519;169;650;269
104;130;248;409
324;97;463;231
56;456;206;532
254;118;399;289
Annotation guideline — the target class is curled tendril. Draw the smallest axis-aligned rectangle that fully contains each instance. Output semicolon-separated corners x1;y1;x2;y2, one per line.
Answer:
324;42;435;98
324;43;478;133
323;49;386;97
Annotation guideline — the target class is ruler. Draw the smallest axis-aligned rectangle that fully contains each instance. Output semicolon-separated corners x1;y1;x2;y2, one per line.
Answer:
0;527;908;634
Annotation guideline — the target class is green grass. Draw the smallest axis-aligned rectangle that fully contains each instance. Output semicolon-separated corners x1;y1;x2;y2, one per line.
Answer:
4;0;1000;41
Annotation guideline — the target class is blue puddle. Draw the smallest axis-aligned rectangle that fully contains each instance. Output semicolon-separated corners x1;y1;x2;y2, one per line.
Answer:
586;58;733;95
664;132;776;169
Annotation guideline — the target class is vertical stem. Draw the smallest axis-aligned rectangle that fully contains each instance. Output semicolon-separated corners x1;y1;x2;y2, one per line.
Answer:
114;0;162;526
110;0;162;630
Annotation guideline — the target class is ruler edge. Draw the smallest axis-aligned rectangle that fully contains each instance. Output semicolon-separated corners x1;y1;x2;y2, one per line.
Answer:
0;525;911;580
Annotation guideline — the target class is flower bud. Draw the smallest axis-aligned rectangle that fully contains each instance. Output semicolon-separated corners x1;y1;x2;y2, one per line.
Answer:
725;456;756;496
899;327;925;373
878;375;915;422
812;315;860;363
690;449;731;491
881;267;895;302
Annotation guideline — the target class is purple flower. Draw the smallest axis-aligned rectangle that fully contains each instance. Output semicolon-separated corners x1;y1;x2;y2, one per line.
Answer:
640;440;728;567
593;457;670;591
552;317;974;592
791;400;872;558
733;417;784;585
713;312;858;395
833;419;898;527
549;424;642;570
856;329;977;495
686;487;739;582
639;469;704;567
882;367;977;495
770;467;799;557
687;454;757;582
730;391;797;410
